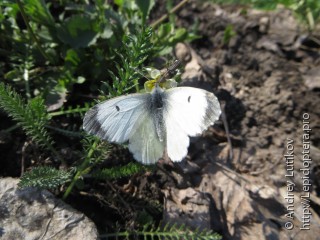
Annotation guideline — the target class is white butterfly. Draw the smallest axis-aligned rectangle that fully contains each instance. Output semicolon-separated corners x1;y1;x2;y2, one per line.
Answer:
83;62;221;164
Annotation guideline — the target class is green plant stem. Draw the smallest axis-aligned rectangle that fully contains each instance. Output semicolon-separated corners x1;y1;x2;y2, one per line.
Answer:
16;0;55;64
151;0;189;28
306;7;315;31
45;139;65;163
3;124;20;133
100;230;220;239
49;107;89;117
62;138;99;200
45;125;83;138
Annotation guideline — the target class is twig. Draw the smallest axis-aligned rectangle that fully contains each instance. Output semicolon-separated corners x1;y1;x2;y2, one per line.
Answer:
106;181;132;210
151;0;190;28
21;141;29;176
308;35;320;46
220;101;233;166
213;161;249;184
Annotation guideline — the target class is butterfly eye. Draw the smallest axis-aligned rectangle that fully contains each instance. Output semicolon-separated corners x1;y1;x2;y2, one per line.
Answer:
188;96;191;102
116;106;120;111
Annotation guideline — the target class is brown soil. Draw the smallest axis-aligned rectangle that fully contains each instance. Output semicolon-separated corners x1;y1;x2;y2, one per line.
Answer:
160;2;320;239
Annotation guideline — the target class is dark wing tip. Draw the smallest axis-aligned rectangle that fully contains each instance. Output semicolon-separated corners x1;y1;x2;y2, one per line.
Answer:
83;106;105;137
204;92;221;126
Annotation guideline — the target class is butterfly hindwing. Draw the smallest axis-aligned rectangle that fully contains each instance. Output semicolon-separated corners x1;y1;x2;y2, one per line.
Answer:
164;87;221;161
128;115;165;164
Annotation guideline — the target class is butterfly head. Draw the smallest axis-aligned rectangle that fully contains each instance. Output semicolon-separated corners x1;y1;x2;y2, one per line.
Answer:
144;79;177;92
143;60;181;92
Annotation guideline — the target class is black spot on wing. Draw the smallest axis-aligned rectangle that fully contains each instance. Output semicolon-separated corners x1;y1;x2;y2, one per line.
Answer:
116;105;120;111
188;96;191;102
203;92;221;126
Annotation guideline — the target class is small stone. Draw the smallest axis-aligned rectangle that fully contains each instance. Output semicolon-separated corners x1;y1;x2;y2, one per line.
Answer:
303;68;320;90
175;43;191;62
0;178;98;240
259;17;270;33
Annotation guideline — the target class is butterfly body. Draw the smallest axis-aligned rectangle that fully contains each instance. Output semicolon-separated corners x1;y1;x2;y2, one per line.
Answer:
149;85;166;142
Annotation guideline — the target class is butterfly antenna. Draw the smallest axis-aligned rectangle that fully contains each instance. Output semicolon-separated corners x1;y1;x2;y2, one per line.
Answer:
167;59;181;73
158;60;181;83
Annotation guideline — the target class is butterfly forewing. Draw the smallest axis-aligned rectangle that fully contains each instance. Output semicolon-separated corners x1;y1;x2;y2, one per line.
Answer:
83;94;150;143
83;92;166;164
164;87;221;161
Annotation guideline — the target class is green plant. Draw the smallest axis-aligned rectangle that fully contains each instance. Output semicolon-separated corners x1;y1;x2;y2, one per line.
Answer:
93;162;152;180
0;0;193;181
100;223;222;239
0;83;61;161
62;137;106;199
0;0;220;237
104;27;155;96
223;24;236;45
18;166;71;189
290;0;320;30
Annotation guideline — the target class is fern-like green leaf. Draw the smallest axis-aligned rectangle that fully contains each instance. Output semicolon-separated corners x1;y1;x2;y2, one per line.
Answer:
0;83;53;148
92;162;147;180
101;223;222;239
103;27;155;96
81;135;111;165
19;166;71;189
